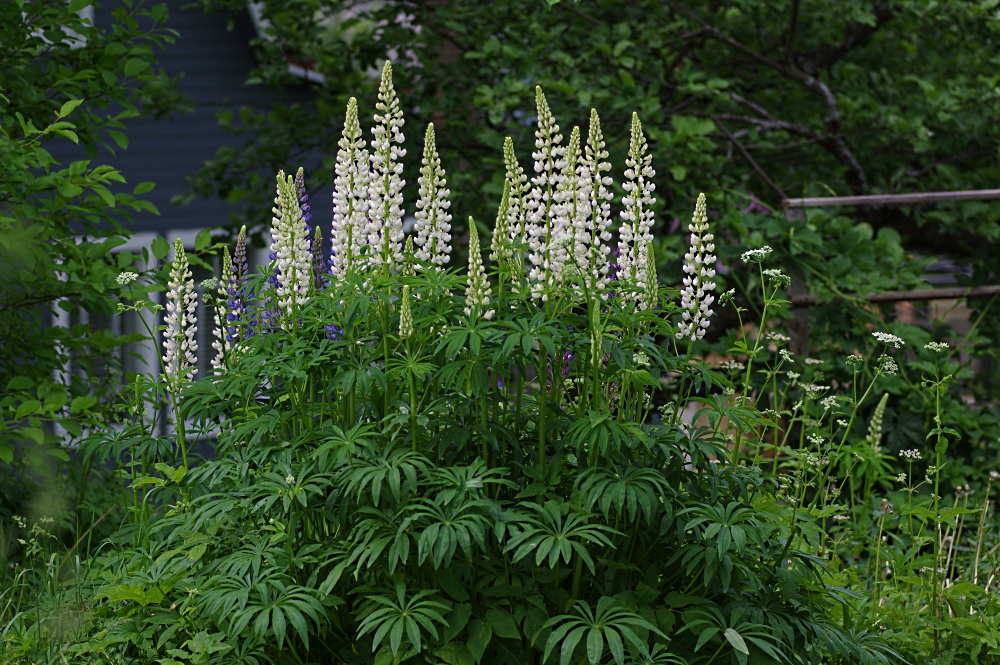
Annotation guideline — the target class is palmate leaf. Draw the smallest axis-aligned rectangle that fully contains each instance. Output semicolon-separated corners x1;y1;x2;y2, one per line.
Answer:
356;583;451;655
342;445;430;507
540;597;666;665
504;501;620;573
409;496;492;568
576;464;671;524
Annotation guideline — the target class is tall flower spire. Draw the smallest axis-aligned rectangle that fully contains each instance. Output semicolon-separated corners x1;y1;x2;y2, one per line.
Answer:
526;86;568;301
311;226;328;290
211;247;233;370
580;109;614;294
413;122;452;270
163;239;198;387
228;225;255;342
617;112;656;306
490;181;513;265
503;136;529;248
295;166;312;230
271;170;311;321
331;97;371;280
366;61;406;272
676;193;717;340
464;217;494;320
559;126;591;295
399;285;414;339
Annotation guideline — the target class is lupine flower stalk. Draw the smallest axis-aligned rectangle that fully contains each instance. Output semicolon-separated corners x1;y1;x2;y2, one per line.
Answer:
490;181;513;264
211;247;233;370
464;217;493;320
644;242;658;309
399;284;413;338
311;226;329;290
295;166;312;230
617;113;656;306
676;193;717;340
270;170;311;322
867;392;890;453
527;86;569;301
331;97;371;280
413;123;452;270
580;109;614;294
559;127;593;295
503;136;529;248
227;225;254;342
163;239;198;387
366;61;406;272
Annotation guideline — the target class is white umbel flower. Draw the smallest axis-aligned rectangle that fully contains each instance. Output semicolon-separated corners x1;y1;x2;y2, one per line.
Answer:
578;108;614;294
617;113;656;306
526;86;569;301
367;61;406;271
676;193;717;340
413;122;452;270
163;239;198;386
271;170;311;321
211;247;233;370
331;97;371;280
464;217;494;320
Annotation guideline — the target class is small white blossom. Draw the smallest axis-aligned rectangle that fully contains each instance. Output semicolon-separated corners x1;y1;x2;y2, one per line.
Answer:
740;246;772;264
872;331;905;349
117;271;138;286
413;123;452;270
331;97;372;280
878;354;899;375
762;268;790;288
720;360;745;371
804;358;824;365
821;396;838;412
285;474;295;486
767;332;790;343
163;239;198;387
837;419;848;428
503;137;530;250
896;473;907;483
899;449;922;461
211;248;233;370
779;349;795;364
675;193;717;340
924;341;949;352
490;181;514;264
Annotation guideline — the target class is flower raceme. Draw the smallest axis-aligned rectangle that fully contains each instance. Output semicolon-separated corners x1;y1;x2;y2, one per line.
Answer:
367;61;406;272
617;112;656;309
413;123;453;271
331;97;371;280
270;170;311;322
163;239;198;387
676;193;717;341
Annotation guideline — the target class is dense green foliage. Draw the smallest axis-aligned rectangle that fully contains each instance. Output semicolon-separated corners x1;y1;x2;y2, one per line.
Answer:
0;0;179;507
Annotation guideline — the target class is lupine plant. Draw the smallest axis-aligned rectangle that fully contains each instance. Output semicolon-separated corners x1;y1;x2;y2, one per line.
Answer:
12;70;1000;665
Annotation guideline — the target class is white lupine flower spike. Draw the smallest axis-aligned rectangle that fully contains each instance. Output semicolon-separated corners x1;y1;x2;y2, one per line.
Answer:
211;247;233;370
503;136;529;248
413;122;452;270
331;97;371;280
399;285;414;338
581;108;613;294
617;112;656;307
271;170;311;322
163;239;198;387
367;61;406;272
527;86;568;301
676;193;718;341
490;181;513;264
464;217;494;320
560;126;591;297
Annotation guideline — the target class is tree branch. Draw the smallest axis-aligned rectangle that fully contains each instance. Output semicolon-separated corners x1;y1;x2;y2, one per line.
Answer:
715;120;787;200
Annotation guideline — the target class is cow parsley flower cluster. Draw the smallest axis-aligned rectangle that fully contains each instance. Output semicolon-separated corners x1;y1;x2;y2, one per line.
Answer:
872;331;905;349
741;246;772;264
270;170;311;321
163;239;198;387
617;112;656;308
676;193;717;340
413;123;452;270
331;97;371;280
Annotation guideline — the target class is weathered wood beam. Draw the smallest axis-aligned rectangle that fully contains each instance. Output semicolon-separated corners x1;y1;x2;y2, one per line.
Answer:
790;285;1000;308
783;189;1000;209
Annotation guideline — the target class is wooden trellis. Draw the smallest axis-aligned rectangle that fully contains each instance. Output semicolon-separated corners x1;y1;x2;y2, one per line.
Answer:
779;189;1000;355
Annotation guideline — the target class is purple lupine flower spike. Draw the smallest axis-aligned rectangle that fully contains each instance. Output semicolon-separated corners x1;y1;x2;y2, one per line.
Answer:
311;226;329;290
295;166;312;232
234;225;250;288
